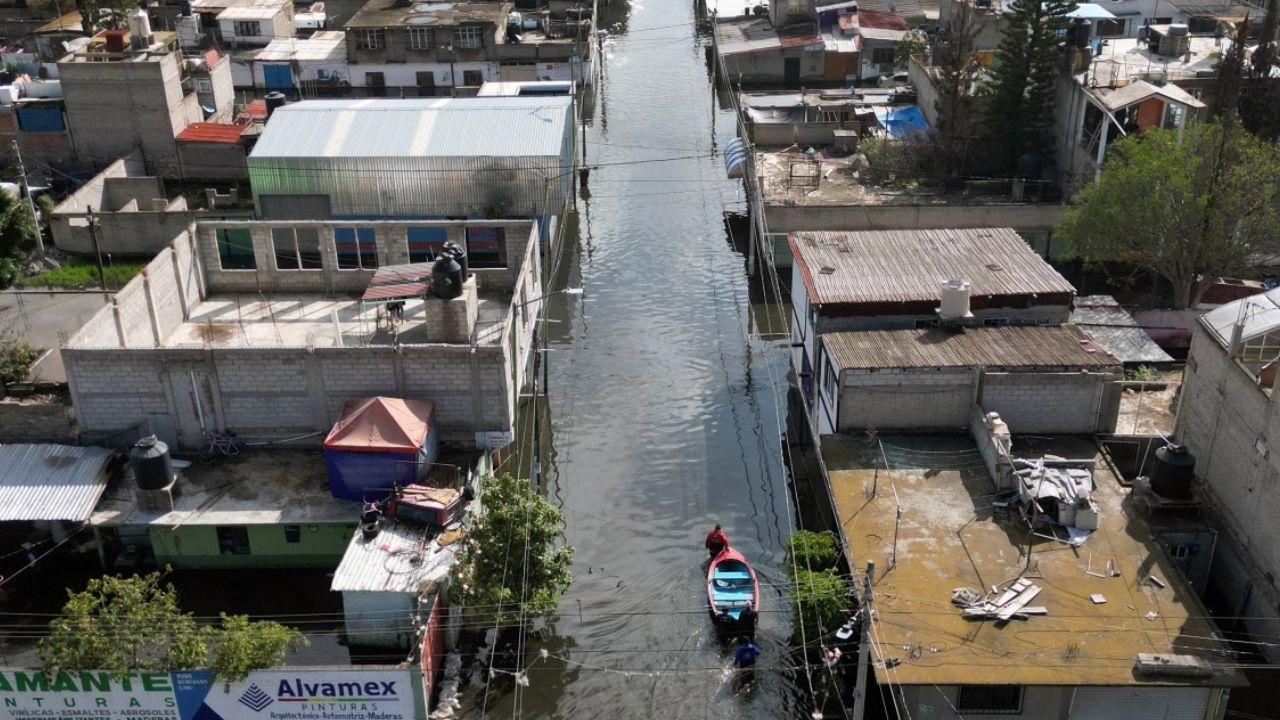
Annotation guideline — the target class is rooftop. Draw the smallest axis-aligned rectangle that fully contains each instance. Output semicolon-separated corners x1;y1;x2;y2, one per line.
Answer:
256;31;347;62
1093;79;1206;112
1071;295;1174;365
217;5;285;19
824;433;1245;687
1201;287;1280;348
346;0;510;28
789;228;1076;306
176;122;247;144
331;521;460;593
716;18;822;56
91;450;360;527
0;444;118;522
824;325;1119;370
250;97;573;160
1083;33;1226;87
163;292;511;349
190;0;291;12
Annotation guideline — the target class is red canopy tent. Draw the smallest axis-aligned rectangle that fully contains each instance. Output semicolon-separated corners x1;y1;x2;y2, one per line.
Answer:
323;397;439;500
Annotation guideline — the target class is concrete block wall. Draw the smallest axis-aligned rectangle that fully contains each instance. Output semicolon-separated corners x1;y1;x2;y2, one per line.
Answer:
837;368;975;431
981;370;1120;434
1176;323;1280;661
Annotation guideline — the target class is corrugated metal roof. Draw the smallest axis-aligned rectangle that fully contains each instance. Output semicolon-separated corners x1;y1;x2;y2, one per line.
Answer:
718;19;823;56
0;444;117;522
177;122;246;144
250;97;573;160
1070;295;1173;364
217;5;281;19
825;325;1120;370
331;522;458;593
1202;287;1280;347
789;228;1076;306
256;31;346;62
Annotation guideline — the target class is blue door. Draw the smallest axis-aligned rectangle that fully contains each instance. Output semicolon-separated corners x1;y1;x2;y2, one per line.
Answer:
263;64;294;91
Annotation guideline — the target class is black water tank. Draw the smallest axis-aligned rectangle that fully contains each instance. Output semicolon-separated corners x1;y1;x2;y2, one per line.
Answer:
1151;444;1196;500
443;240;468;280
264;92;286;118
432;254;464;300
1074;20;1092;49
131;436;174;491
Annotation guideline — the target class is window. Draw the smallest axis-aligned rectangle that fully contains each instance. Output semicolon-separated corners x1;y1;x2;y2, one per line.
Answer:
1151;16;1173;24
416;71;436;96
356;29;385;50
1187;16;1217;32
284;525;301;543
215;228;255;270
956;686;1022;714
982;317;1010;327
822;358;838;400
216;526;251;555
233;20;260;37
335;227;378;269
871;47;895;66
407;227;447;263
1169;543;1190;559
466;226;505;268
463;69;484;86
366;71;386;96
1095;17;1126;35
454;26;483;49
408;27;433;49
272;227;323;270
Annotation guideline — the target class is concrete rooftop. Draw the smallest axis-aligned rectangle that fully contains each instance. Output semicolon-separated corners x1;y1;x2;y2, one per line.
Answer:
1083;33;1226;86
165;292;511;349
824;432;1244;688
91;450;360;527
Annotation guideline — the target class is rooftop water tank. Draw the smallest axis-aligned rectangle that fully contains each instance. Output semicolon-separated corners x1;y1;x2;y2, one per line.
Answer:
938;279;972;320
1151;444;1196;500
443;239;468;280
131;435;174;491
264;91;286;117
432;253;463;300
127;7;152;47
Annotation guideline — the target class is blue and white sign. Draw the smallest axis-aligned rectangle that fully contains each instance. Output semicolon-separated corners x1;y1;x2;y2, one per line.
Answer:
197;670;414;720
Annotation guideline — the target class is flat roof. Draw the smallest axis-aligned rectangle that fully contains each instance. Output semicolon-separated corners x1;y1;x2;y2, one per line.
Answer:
331;521;458;593
250;97;572;160
1085;34;1225;85
346;0;509;28
789;228;1076;307
825;325;1119;370
0;445;118;522
218;5;282;19
91;450;360;527
256;31;347;61
159;292;510;350
824;433;1245;687
1071;295;1174;365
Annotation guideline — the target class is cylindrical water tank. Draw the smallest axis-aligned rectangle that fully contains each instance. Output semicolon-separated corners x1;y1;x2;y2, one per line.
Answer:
131;435;174;491
939;279;971;319
127;8;152;46
443;240;468;280
264;91;286;117
1151;444;1196;499
432;254;464;300
1074;19;1091;49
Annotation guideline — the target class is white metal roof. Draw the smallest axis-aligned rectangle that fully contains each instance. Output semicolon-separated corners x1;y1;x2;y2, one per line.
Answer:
331;522;459;593
1202;288;1280;347
256;31;347;61
0;444;116;522
250;97;573;160
218;5;282;19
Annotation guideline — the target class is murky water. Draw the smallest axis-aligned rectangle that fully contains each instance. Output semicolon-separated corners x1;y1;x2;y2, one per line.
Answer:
461;0;806;716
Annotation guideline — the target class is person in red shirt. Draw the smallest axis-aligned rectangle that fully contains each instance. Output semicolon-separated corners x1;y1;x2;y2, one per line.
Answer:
705;524;728;557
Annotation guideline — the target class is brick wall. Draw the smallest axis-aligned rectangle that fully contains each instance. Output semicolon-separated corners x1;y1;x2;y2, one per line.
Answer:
837;368;974;431
981;370;1121;434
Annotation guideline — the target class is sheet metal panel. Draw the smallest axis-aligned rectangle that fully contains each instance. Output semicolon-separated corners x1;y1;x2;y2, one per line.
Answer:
331;522;458;593
825;325;1120;370
0;444;116;522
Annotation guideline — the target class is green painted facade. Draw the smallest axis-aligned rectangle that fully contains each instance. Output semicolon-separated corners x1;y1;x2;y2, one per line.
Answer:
148;522;356;570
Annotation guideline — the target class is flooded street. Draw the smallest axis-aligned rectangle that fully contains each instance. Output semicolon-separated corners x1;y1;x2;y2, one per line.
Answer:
466;0;806;716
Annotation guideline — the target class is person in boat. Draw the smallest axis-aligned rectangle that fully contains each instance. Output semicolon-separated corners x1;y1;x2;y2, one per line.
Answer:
705;524;728;557
733;636;761;668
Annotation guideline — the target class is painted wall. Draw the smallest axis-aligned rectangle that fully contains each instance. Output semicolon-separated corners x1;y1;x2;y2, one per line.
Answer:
342;590;415;649
149;521;355;569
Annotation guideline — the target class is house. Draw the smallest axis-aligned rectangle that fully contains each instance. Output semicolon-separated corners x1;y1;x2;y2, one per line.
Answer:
715;18;829;86
1174;288;1280;662
48;151;195;256
57;30;234;178
215;0;295;47
174;122;252;181
61;215;544;451
247;97;574;227
0;81;73;168
815;324;1122;434
825;430;1244;719
845;9;910;81
788;228;1076;403
249;30;349;94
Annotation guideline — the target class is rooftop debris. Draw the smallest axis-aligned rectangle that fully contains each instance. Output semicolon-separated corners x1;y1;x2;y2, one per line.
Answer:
953;578;1048;621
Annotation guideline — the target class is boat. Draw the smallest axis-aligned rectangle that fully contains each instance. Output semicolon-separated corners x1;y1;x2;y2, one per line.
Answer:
707;547;759;634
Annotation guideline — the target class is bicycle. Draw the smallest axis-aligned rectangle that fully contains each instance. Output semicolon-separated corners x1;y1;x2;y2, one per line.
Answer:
198;430;242;463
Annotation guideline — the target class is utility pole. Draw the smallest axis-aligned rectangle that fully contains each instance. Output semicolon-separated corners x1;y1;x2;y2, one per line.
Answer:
11;141;43;255
85;206;107;299
852;560;875;720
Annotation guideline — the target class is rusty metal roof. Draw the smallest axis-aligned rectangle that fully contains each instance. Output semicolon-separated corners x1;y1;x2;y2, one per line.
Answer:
825;324;1120;370
176;122;246;144
789;228;1076;307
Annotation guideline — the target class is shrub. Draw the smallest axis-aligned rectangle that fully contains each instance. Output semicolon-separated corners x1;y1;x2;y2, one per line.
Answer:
785;530;840;572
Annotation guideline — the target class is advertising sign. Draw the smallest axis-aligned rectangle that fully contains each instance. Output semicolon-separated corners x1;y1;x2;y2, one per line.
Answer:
0;668;418;720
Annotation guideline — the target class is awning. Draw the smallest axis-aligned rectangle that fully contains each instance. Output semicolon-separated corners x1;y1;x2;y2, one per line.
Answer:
1067;3;1117;19
362;262;434;303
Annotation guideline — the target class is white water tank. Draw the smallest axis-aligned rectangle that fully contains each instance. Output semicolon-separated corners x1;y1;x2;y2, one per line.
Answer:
938;279;972;320
177;15;203;48
127;8;153;47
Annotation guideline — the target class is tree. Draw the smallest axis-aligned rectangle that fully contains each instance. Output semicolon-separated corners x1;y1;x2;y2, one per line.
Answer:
933;0;984;175
895;30;929;69
0;185;35;260
785;529;840;571
39;572;307;681
1057;122;1280;308
451;474;573;627
789;568;852;644
983;0;1076;173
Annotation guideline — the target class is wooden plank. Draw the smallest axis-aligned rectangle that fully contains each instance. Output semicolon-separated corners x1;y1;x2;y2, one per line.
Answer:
996;585;1041;621
1019;606;1048;615
985;579;1029;611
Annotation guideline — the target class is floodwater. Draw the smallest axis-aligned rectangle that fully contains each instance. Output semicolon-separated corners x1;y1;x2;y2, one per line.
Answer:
459;0;810;717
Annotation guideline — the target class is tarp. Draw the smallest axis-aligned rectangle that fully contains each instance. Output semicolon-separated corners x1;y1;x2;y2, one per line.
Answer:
324;397;436;453
876;105;929;137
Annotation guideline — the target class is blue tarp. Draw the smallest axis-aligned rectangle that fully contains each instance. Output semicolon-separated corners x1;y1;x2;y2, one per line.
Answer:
877;106;929;138
16;105;64;133
324;448;428;501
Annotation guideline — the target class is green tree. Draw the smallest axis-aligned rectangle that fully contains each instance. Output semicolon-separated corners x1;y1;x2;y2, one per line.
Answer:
895;30;929;69
785;530;840;571
789;568;852;643
39;572;308;681
0;186;35;260
1057;122;1280;308
983;0;1076;173
0;326;39;385
933;0;984;176
451;474;573;627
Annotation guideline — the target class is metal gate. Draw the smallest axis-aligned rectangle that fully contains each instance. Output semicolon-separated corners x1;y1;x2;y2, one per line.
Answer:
263;63;294;91
1070;686;1210;720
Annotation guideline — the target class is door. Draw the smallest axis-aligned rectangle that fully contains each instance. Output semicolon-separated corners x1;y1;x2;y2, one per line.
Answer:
416;71;436;97
784;57;801;85
263;63;294;91
366;71;386;96
1069;687;1210;720
166;367;219;449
